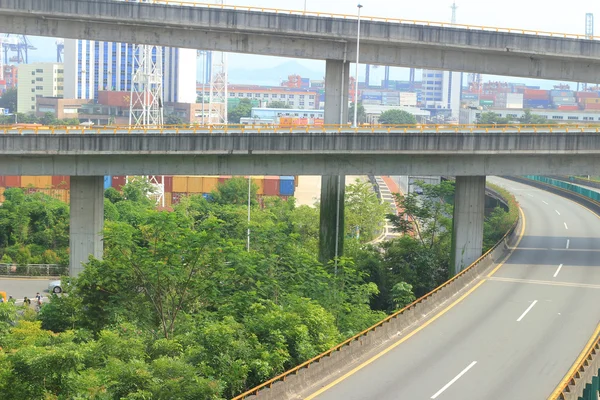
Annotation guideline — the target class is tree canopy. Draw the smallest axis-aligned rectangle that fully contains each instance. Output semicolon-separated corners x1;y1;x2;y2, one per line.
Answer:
378;109;417;125
348;102;366;124
228;98;254;123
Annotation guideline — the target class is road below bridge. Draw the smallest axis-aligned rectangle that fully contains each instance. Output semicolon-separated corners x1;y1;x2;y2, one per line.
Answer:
302;177;600;400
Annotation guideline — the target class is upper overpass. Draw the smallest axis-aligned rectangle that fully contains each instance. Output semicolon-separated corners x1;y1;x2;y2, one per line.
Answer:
3;125;600;176
3;0;600;81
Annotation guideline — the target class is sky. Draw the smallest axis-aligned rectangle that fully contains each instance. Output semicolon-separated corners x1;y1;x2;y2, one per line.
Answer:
23;0;598;87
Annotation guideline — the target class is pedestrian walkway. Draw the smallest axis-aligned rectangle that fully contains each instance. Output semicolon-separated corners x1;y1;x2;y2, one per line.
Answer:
373;176;402;242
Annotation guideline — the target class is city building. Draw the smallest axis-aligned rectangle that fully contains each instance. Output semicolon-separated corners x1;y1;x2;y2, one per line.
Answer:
459;107;600;124
421;69;462;119
17;63;64;114
35;90;219;125
249;107;324;122
362;105;430;124
360;90;417;107
0;65;18;93
63;39;196;103
200;84;320;110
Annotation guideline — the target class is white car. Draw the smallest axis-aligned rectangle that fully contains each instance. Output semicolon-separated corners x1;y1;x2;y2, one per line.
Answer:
48;280;62;294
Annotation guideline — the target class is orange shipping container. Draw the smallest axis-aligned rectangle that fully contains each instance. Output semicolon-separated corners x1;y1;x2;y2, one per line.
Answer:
164;192;172;207
263;176;279;196
173;176;189;193
280;117;293;126
202;177;219;193
252;176;265;195
187;176;204;193
35;176;52;188
21;176;36;188
583;98;600;104
112;176;126;191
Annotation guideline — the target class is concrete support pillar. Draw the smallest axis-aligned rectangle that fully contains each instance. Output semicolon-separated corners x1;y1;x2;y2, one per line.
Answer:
69;176;104;276
451;176;486;275
319;59;350;264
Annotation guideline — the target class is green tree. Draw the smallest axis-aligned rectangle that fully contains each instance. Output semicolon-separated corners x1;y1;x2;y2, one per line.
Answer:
348;102;366;124
345;179;388;242
0;88;17;113
477;111;511;125
519;108;552;125
228;98;254;123
165;113;184;125
378;109;417;125
267;100;291;109
211;176;258;205
40;112;57;126
390;281;416;310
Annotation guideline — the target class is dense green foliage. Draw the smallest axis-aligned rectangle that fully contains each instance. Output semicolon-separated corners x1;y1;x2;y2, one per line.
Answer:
0;177;518;399
266;101;291;109
378;109;417;125
0;188;69;266
228;98;254;123
477;109;553;125
0;110;81;126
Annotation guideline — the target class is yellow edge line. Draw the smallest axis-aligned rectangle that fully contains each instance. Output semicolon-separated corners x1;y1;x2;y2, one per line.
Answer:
304;203;526;400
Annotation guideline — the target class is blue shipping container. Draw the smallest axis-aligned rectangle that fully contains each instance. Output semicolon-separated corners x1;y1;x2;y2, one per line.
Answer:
462;94;479;100
202;193;214;201
279;176;295;196
104;176;111;190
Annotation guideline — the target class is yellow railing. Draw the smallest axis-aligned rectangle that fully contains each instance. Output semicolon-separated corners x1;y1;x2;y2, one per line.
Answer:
231;216;519;400
3;124;600;135
120;0;600;41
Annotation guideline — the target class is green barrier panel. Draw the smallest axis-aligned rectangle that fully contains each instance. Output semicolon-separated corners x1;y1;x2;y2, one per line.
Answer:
524;175;600;203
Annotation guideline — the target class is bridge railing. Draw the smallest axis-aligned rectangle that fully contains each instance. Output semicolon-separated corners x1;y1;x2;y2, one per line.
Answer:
123;0;599;41
2;124;600;135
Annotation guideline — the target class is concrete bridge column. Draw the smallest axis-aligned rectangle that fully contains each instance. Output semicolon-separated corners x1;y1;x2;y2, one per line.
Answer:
451;176;486;275
69;176;104;276
319;59;350;264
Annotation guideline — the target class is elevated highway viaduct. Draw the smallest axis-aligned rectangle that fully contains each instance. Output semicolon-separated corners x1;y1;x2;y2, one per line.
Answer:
3;129;600;279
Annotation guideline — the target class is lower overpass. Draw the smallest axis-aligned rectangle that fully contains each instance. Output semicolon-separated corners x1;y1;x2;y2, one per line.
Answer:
3;127;600;176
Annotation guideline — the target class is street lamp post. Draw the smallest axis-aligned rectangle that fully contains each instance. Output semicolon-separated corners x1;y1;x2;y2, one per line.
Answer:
304;0;307;12
353;4;363;128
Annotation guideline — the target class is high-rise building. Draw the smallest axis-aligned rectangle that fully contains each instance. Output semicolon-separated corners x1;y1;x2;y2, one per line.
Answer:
63;40;196;103
421;69;462;119
17;63;64;114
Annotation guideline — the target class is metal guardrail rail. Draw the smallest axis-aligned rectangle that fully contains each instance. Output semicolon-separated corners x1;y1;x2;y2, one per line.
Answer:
0;264;65;276
122;0;599;41
231;216;519;400
3;124;600;135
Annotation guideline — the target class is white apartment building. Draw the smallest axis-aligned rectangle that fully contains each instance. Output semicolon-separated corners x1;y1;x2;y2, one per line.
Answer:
17;63;64;114
421;69;462;119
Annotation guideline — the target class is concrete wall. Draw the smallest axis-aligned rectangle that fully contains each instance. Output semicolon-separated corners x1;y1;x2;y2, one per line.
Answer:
4;133;600;176
3;0;600;81
242;214;523;400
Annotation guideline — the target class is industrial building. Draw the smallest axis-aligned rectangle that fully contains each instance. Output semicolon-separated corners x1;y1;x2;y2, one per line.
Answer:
211;84;320;110
63;39;197;103
459;107;600;124
16;62;64;114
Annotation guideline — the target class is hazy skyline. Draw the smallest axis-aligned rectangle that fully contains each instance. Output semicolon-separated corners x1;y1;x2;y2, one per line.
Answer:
20;0;598;88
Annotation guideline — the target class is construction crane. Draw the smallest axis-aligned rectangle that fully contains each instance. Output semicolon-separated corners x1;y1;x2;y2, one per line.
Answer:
2;34;36;64
56;40;64;62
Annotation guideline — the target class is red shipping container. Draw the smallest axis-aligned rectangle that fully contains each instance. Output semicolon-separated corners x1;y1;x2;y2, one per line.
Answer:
557;105;579;110
52;175;70;189
218;176;232;184
577;92;599;99
263;176;280;196
97;90;132;108
585;103;600;110
164;176;173;193
5;176;21;188
0;176;5;187
112;176;126;191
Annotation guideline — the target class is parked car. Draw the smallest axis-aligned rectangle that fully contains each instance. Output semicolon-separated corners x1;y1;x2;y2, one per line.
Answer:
48;280;62;294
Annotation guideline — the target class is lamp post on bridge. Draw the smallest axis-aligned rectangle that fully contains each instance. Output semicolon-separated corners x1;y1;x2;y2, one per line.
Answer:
353;4;363;128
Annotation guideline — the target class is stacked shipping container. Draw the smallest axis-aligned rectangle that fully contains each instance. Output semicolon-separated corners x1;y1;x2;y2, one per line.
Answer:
523;89;551;109
0;175;297;205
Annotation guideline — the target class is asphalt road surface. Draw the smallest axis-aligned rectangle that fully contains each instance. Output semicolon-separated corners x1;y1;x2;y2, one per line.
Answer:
304;177;600;400
0;278;53;302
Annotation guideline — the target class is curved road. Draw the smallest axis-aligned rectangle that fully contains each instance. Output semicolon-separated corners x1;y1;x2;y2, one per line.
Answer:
302;177;600;400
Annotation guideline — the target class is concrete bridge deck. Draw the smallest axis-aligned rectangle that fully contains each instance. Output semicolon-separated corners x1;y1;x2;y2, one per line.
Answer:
2;131;600;176
2;0;600;81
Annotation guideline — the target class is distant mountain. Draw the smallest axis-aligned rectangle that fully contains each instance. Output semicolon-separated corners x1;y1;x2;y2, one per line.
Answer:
227;61;324;86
